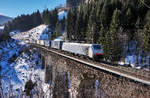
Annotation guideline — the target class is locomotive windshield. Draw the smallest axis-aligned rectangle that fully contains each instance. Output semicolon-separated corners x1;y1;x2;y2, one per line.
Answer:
93;45;101;50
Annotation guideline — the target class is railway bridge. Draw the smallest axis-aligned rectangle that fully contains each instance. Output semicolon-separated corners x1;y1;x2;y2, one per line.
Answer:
31;44;150;98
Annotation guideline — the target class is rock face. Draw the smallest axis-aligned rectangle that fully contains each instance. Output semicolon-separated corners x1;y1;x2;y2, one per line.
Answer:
35;46;150;98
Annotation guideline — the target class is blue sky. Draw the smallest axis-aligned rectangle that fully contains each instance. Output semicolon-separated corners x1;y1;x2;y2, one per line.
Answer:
0;0;66;18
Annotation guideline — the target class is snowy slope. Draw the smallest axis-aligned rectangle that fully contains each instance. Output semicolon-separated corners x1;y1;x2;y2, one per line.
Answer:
12;24;50;42
0;25;4;30
0;9;66;98
0;40;50;97
58;10;67;20
0;40;24;95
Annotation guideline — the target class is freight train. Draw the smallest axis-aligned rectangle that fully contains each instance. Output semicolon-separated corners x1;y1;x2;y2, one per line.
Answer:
30;40;103;59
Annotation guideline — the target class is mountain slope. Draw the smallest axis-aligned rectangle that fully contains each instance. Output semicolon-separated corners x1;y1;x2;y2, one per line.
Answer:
0;15;12;25
0;39;50;97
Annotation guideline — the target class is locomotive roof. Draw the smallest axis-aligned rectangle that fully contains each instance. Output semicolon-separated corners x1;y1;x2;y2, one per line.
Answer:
63;42;101;46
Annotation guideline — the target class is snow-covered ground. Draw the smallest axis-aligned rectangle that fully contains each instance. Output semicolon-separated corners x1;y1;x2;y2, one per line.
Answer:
53;36;64;41
0;23;60;98
119;41;150;70
12;25;50;42
11;9;67;42
0;40;50;97
0;25;4;30
0;24;64;97
58;10;67;20
0;8;67;98
12;10;68;41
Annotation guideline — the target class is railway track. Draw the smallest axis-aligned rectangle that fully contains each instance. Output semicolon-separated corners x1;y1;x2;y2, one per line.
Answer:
32;44;150;85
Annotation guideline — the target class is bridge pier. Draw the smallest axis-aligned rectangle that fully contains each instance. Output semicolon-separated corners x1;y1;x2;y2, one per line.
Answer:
45;56;53;83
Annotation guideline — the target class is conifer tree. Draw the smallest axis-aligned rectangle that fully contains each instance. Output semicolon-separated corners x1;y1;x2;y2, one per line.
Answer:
135;17;140;30
60;16;66;31
33;10;43;27
106;9;121;62
49;8;58;29
66;9;73;41
86;4;99;43
100;0;109;28
96;1;104;39
82;3;90;39
1;25;10;41
42;9;49;25
125;7;134;30
86;17;93;43
98;24;105;44
56;21;62;37
100;0;112;28
134;16;143;50
75;6;86;41
134;17;141;65
71;8;77;41
99;25;108;60
143;10;150;53
66;8;77;41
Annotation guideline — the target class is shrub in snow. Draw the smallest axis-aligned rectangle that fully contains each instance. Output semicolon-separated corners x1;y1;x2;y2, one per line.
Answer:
25;80;35;96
